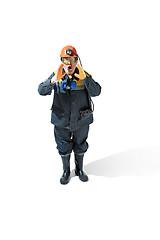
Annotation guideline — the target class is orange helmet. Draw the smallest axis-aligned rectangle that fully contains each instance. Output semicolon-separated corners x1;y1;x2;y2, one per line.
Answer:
60;45;78;58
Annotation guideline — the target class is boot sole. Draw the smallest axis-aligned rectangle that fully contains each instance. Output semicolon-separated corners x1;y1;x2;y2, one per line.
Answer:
60;180;69;185
60;178;70;185
79;176;89;182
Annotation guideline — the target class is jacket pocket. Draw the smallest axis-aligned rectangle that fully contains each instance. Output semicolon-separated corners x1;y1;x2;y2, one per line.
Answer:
75;113;94;129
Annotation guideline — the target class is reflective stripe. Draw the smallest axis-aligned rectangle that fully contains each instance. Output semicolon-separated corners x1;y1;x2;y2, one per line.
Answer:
71;85;85;90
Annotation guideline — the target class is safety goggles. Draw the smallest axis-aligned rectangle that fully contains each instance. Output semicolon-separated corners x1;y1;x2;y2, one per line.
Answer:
61;57;78;65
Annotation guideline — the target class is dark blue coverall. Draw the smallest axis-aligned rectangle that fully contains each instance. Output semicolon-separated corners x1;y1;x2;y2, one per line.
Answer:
38;67;101;156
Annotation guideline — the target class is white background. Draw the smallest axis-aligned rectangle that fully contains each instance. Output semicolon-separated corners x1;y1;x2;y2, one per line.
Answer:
0;0;160;239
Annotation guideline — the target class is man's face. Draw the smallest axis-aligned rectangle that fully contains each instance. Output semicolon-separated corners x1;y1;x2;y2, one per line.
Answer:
62;57;78;76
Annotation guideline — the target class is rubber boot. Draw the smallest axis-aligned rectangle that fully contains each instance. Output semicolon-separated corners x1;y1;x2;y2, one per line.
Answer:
74;154;88;182
60;154;71;185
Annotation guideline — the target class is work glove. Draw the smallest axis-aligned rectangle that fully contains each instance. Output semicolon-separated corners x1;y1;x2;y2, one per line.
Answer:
50;64;66;84
74;63;86;80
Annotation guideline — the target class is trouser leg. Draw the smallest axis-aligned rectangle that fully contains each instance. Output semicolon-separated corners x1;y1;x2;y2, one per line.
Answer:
54;126;73;155
72;125;89;155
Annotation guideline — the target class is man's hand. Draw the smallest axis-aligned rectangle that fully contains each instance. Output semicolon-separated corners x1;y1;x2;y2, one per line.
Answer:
74;63;86;80
50;64;66;85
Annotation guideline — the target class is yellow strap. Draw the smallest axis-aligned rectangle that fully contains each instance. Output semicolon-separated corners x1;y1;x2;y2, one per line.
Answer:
76;79;84;86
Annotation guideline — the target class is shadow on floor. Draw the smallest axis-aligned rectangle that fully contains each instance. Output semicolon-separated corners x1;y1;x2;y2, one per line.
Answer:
84;146;160;177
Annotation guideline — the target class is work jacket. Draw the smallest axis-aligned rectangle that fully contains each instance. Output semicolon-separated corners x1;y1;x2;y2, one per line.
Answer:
38;67;101;131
